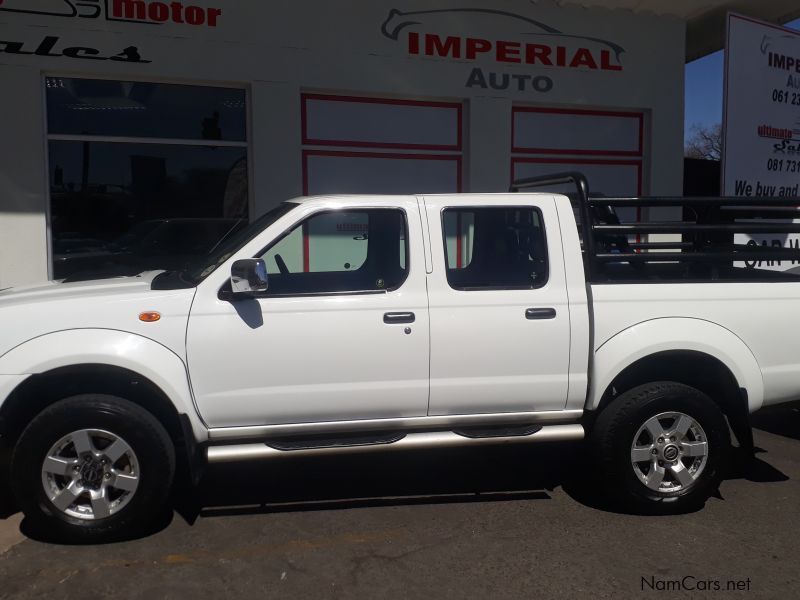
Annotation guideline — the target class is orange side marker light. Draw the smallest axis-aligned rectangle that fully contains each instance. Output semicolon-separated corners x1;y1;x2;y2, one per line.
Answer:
139;311;161;322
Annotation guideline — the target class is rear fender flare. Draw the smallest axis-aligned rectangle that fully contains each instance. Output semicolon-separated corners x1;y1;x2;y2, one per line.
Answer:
589;318;764;413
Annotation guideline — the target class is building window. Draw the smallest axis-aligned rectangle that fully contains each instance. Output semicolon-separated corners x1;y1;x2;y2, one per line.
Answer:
300;93;463;197
299;93;462;272
510;106;645;222
46;77;249;281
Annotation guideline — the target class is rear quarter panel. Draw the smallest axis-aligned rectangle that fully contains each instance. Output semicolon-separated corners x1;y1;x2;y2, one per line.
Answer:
590;282;800;411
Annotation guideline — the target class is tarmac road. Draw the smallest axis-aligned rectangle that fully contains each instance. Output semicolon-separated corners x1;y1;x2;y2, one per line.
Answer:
1;402;799;599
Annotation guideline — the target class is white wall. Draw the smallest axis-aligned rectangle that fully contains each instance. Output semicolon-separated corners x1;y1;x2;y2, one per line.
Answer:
0;65;49;288
0;0;686;286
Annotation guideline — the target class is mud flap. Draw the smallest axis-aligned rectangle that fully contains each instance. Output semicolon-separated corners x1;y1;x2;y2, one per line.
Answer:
727;388;755;457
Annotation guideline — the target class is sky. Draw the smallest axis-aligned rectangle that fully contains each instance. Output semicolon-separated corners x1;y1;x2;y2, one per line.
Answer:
684;17;800;141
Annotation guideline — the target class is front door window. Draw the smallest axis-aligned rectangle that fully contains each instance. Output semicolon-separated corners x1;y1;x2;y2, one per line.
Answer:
258;209;408;295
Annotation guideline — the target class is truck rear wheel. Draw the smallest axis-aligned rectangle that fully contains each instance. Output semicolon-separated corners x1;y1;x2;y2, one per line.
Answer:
591;382;729;512
11;394;175;543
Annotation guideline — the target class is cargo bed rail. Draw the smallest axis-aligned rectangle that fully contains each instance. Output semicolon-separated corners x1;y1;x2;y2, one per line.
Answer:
510;172;800;283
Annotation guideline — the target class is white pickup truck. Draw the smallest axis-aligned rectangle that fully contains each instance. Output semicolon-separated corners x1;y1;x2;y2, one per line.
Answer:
2;173;799;542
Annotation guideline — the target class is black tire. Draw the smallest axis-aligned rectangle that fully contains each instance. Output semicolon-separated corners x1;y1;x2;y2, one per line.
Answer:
11;394;175;543
591;381;730;513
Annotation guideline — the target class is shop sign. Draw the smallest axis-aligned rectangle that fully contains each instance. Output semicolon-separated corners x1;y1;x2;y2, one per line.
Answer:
0;34;150;63
723;14;800;270
0;0;222;28
381;7;626;94
723;14;800;198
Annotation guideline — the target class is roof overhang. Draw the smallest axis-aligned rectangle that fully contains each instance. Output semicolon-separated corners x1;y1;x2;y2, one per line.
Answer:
559;1;800;61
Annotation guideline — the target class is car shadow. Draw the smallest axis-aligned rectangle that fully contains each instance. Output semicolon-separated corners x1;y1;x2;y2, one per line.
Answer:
751;400;800;442
176;434;790;524
179;443;574;523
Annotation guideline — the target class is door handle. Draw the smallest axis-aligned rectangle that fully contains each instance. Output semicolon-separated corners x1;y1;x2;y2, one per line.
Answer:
384;312;415;324
526;308;556;320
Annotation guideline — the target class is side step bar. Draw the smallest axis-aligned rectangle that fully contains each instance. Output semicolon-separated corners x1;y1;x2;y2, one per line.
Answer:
207;424;584;464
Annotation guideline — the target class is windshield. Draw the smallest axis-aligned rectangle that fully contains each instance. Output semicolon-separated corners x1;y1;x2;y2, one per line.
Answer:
181;202;298;284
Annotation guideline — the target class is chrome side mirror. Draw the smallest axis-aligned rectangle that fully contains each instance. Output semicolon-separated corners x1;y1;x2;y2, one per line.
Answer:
230;258;268;296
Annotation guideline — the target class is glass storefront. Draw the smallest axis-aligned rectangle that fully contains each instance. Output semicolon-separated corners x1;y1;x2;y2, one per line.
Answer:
46;77;249;281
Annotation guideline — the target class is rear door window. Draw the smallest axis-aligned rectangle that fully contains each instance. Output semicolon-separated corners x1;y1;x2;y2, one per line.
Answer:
442;206;548;290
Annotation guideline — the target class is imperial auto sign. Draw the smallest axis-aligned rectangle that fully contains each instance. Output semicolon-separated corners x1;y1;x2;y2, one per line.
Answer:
381;7;626;94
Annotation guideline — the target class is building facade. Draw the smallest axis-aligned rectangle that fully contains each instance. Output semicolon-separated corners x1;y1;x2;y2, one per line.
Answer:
0;0;687;287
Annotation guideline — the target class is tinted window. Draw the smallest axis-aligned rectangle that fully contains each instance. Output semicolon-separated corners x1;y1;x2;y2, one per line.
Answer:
258;209;408;295
49;141;248;280
443;207;548;290
46;77;250;282
46;77;247;141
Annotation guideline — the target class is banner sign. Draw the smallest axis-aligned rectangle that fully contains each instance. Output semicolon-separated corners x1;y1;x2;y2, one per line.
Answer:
722;13;800;198
380;7;626;95
723;14;800;271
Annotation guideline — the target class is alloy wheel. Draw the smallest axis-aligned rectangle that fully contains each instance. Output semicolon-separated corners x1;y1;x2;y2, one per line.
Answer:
630;412;709;493
40;429;140;520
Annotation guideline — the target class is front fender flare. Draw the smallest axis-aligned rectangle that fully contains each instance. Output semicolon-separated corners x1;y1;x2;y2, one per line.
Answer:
0;329;208;442
588;318;764;413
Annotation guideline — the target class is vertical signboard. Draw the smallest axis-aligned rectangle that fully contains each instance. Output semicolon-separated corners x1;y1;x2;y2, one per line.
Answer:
723;14;800;197
723;14;800;270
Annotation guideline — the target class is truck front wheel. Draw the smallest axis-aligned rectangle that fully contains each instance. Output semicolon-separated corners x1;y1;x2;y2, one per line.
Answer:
591;382;730;512
11;394;175;542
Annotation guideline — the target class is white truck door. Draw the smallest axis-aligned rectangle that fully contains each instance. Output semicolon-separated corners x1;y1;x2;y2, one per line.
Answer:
423;194;571;415
186;198;430;428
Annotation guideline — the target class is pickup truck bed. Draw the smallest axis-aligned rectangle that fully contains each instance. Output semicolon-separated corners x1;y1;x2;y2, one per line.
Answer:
1;172;798;542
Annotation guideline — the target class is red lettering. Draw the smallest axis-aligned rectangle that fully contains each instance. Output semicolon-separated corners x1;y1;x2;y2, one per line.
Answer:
113;0;146;20
569;48;598;69
556;46;566;67
465;38;492;60
185;6;205;25
408;31;420;54
600;49;622;71
425;34;461;58
525;44;552;66
496;40;521;63
113;0;221;26
148;1;169;22
170;2;184;23
207;7;221;27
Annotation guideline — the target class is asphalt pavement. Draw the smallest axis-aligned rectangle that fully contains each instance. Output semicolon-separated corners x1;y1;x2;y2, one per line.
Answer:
1;402;799;599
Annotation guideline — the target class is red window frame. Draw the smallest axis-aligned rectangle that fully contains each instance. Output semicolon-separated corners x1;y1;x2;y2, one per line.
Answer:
301;94;465;271
510;156;643;196
511;106;644;157
302;149;463;195
301;93;463;152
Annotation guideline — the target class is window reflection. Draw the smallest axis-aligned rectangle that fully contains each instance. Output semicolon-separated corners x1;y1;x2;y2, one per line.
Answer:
46;78;247;141
49;141;248;281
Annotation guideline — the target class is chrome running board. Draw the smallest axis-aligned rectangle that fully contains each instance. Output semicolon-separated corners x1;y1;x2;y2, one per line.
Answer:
206;424;584;464
207;409;584;441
